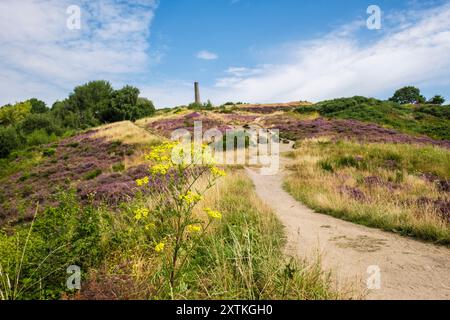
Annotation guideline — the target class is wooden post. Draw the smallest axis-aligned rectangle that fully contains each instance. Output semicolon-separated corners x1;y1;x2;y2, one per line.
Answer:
194;82;201;104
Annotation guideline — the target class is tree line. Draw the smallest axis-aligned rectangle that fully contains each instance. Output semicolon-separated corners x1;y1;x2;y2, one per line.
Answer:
0;81;155;158
389;86;445;105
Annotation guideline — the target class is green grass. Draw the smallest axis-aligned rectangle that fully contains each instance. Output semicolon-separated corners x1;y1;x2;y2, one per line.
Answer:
296;96;450;140
284;139;450;245
182;173;342;299
0;193;103;299
0;149;43;180
83;168;102;180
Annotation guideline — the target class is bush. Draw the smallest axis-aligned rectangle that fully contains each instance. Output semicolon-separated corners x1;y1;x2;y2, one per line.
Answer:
26;129;57;146
42;148;56;157
133;97;156;120
112;162;125;172
188;100;214;111
84;168;102;180
20;113;62;136
0;127;21;158
0;101;31;126
427;95;445;106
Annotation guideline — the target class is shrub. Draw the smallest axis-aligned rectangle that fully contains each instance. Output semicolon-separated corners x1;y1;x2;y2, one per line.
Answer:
26;129;57;146
20;113;62;136
188;100;214;111
319;160;334;172
28;98;49;114
84;168;102;180
427;95;445;105
42;148;56;157
0;101;31;126
112;162;125;172
134;97;156;120
296;96;450;140
67;142;79;148
0;127;20;158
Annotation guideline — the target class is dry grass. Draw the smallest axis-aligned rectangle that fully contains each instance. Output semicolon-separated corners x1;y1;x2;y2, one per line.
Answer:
135;109;191;127
93;121;164;170
284;138;450;244
93;121;162;146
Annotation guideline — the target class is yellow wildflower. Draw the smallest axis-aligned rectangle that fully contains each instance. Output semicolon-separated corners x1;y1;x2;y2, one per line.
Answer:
204;208;222;220
187;224;202;233
211;166;226;177
154;242;165;253
145;142;179;161
179;191;203;205
150;163;171;175
136;176;149;186
134;208;149;221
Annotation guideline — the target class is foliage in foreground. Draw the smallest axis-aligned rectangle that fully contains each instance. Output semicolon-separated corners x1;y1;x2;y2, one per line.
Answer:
0;193;103;299
0;164;344;300
284;139;450;245
79;171;344;300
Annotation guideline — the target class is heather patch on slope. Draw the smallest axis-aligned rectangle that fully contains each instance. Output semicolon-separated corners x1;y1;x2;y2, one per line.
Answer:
263;116;450;148
0;123;162;226
295;97;450;140
141;112;230;138
237;101;311;114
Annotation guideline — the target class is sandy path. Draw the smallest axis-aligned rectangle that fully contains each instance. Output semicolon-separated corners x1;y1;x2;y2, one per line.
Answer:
245;150;450;300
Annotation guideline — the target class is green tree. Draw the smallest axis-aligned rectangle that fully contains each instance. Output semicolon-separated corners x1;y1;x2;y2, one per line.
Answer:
427;95;445;105
28;98;48;114
0;127;21;157
68;80;114;113
65;80;113;127
0;101;32;126
133;97;156;121
389;86;423;104
20;113;62;135
100;85;140;122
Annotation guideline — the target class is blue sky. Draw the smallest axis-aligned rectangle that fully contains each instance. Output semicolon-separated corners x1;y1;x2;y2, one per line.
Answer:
1;0;450;107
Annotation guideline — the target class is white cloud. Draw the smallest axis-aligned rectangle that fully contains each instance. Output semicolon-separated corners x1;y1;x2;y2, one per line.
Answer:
196;50;218;60
2;1;450;108
140;80;194;108
206;3;450;104
0;0;158;105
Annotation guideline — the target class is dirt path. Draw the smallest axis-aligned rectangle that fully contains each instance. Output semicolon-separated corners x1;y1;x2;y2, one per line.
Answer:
245;149;450;300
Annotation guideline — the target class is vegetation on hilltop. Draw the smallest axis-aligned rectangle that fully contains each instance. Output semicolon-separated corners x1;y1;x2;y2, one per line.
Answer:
296;96;450;140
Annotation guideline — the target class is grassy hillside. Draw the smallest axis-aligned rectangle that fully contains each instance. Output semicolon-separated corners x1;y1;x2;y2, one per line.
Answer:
0;121;347;300
295;96;450;140
284;138;450;244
